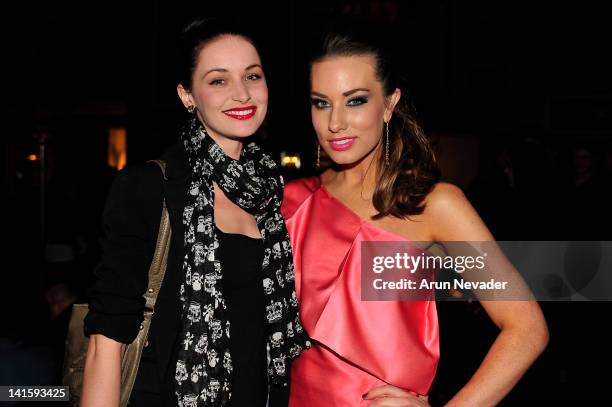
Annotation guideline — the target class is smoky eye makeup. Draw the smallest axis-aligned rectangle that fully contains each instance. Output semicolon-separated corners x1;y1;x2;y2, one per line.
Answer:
311;98;330;109
310;93;369;109
346;95;369;106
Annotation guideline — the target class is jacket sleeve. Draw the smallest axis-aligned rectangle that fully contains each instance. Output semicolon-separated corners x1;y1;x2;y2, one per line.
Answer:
84;163;163;344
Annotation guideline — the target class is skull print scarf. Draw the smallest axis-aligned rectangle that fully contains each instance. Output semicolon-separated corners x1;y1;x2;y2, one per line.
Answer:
174;116;310;406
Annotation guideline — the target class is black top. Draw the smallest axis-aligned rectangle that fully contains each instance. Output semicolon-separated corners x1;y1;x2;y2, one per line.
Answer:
217;227;268;406
129;227;267;407
84;143;271;407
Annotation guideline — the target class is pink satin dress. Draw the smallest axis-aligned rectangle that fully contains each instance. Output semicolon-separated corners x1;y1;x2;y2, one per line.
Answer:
281;176;439;406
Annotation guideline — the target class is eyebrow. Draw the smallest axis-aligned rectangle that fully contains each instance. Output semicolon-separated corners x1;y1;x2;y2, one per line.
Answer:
203;64;263;78
204;68;228;77
311;88;371;98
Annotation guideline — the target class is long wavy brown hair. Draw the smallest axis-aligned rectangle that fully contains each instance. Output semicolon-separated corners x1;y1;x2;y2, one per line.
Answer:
310;28;441;219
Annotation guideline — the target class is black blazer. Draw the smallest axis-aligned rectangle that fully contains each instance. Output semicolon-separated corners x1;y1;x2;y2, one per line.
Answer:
84;141;291;406
84;141;189;405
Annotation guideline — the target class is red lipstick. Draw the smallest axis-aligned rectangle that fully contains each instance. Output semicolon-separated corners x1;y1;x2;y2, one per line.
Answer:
223;106;257;120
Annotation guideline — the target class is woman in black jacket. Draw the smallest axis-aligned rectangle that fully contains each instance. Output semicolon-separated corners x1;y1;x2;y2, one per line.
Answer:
81;17;309;407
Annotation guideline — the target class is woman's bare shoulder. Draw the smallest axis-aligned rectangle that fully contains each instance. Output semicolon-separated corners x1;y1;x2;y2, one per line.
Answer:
426;181;465;202
422;182;494;241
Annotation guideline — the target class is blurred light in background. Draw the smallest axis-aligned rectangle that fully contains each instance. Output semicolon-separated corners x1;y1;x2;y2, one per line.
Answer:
280;152;301;169
108;127;127;170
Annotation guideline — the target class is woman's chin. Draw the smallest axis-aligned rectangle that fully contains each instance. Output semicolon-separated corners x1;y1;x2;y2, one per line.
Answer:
224;124;263;139
328;151;371;167
217;128;259;140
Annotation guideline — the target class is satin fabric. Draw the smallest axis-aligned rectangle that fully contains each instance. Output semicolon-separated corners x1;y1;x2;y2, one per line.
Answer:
282;176;439;406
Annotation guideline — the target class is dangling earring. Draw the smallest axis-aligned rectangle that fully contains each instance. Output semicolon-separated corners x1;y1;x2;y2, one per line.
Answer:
385;121;390;165
187;105;196;114
316;143;321;168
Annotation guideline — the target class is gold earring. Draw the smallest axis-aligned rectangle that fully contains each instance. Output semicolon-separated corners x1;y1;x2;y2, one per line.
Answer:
187;105;196;114
385;121;390;165
316;144;321;168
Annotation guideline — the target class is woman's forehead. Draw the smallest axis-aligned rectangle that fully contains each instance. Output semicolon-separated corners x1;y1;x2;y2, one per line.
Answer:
196;35;261;72
311;55;379;92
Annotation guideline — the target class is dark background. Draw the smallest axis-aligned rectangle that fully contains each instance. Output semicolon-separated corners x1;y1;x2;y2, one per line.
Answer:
2;1;611;405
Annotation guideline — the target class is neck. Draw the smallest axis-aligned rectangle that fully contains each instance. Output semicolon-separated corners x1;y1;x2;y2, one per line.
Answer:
329;142;382;195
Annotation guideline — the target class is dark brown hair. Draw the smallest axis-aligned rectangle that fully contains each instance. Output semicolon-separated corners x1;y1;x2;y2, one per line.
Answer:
176;17;260;91
310;25;441;219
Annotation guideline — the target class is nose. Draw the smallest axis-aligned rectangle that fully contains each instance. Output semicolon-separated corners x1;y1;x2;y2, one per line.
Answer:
231;80;251;103
328;107;347;133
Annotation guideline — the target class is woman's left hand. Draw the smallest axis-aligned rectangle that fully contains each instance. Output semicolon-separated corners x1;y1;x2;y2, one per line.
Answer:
363;385;430;407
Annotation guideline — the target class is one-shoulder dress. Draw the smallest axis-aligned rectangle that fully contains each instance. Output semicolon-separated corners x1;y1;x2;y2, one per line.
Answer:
281;176;439;406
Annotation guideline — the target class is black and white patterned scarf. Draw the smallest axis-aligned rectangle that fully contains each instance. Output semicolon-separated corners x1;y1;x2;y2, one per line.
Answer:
174;116;310;407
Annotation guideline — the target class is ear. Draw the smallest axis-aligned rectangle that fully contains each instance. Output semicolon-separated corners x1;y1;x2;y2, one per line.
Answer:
177;84;195;109
383;88;401;123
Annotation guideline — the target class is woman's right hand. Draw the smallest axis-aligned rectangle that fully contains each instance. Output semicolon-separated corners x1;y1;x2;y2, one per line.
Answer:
80;334;125;407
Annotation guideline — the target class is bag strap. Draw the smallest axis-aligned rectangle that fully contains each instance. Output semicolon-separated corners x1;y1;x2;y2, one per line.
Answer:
144;160;171;312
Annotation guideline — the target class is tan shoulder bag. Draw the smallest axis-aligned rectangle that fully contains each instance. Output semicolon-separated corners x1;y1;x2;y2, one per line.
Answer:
62;160;172;407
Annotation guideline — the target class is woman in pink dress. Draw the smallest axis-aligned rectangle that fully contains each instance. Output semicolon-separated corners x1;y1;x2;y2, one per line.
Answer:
281;27;549;406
